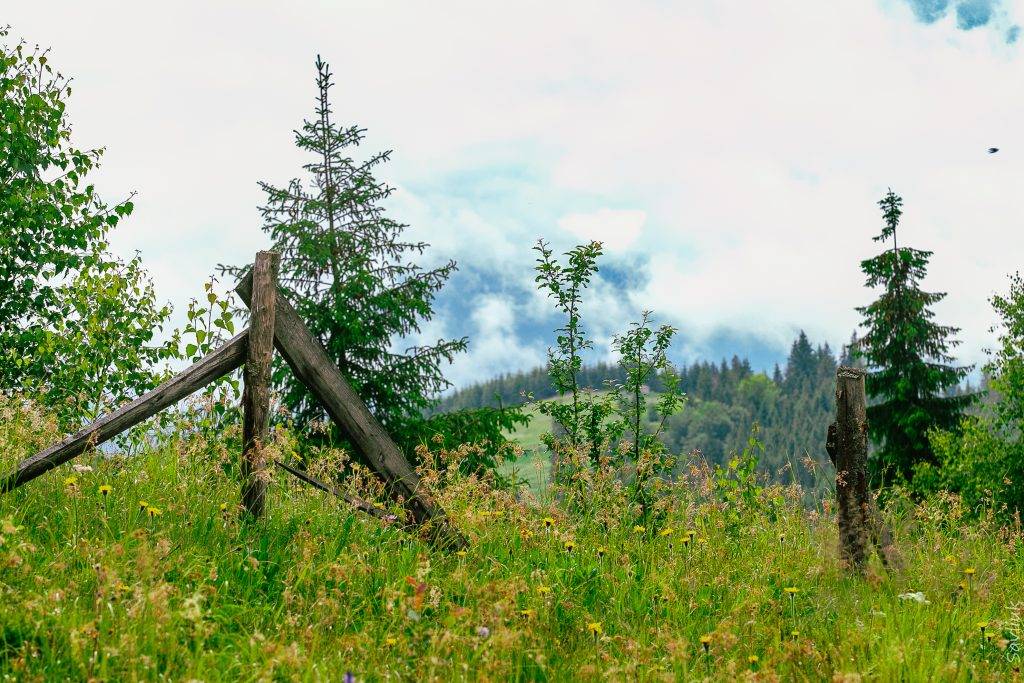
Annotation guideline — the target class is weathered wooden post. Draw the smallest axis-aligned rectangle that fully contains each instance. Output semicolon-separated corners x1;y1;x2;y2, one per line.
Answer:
827;367;871;570
241;251;279;518
826;366;900;573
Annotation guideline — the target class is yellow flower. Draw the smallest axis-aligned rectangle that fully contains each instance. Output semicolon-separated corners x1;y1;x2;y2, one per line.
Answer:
964;567;976;576
98;484;112;497
219;502;229;512
564;540;576;553
748;655;759;665
633;525;646;534
784;586;800;595
64;476;77;486
659;527;675;537
537;585;552;596
456;550;468;557
543;517;556;529
978;621;989;633
147;507;162;518
138;501;149;511
778;532;786;543
597;546;606;558
790;629;800;638
385;636;397;646
699;634;712;652
587;621;602;636
519;609;535;619
687;530;698;539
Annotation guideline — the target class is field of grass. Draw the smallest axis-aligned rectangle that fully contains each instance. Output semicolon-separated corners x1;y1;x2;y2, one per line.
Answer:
2;399;1024;681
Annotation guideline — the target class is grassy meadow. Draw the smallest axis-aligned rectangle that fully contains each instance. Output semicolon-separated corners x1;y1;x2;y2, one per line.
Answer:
2;399;1023;682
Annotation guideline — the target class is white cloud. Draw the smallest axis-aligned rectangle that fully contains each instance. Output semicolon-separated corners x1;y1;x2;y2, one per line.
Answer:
558;209;647;253
5;0;1023;384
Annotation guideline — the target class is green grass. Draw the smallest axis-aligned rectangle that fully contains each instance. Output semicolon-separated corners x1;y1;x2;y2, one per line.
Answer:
2;401;1023;681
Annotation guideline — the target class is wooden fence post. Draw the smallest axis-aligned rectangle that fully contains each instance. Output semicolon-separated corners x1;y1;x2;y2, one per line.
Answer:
241;251;279;518
827;367;871;571
826;366;901;573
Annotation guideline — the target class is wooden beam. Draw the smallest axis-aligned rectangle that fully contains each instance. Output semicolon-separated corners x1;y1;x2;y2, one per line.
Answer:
241;251;278;518
236;271;467;550
0;330;250;493
273;459;394;523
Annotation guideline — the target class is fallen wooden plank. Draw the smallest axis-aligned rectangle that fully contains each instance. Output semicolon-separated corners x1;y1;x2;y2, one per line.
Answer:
274;459;394;523
236;271;467;550
0;330;249;493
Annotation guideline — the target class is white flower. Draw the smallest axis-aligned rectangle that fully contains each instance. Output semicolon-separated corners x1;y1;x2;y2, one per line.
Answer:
898;591;930;604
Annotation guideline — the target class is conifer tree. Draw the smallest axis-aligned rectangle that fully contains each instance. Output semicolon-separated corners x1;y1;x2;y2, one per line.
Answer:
223;57;473;446
855;190;974;484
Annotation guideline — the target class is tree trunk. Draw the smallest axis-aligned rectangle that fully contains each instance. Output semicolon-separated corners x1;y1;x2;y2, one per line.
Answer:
241;251;278;518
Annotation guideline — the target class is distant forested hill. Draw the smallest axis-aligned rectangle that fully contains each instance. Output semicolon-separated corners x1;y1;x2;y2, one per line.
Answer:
437;331;853;489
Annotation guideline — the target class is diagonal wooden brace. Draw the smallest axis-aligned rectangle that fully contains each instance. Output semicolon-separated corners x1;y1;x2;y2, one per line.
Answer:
235;271;467;550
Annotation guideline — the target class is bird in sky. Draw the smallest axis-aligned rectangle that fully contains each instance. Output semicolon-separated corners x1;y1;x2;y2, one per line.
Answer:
988;147;999;154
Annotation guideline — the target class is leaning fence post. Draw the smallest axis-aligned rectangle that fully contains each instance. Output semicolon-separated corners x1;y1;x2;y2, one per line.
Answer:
241;251;279;518
827;367;872;571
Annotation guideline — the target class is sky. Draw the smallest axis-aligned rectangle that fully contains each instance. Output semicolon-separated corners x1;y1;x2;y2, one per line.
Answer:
6;0;1024;390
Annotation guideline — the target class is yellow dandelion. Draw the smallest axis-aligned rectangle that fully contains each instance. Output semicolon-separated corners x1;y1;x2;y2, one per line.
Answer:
633;524;646;534
964;567;976;576
543;517;556;529
597;546;607;558
978;621;989;633
219;502;228;512
699;634;712;652
385;636;398;646
456;550;468;557
784;586;800;595
587;621;602;637
147;507;162;518
790;629;800;639
98;484;112;497
748;655;759;665
659;527;675;537
564;540;576;553
687;530;698;539
138;501;148;511
537;585;552;595
519;608;535;619
64;476;77;486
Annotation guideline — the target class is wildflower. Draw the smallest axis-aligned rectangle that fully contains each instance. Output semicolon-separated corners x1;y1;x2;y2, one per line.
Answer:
456;550;468;558
687;530;698;540
700;634;712;652
564;540;576;553
543;517;556;529
139;501;149;511
978;621;989;635
147;507;162;518
748;655;759;665
476;626;490;639
964;568;976;576
779;532;786;543
587;621;602;637
597;546;606;558
98;485;112;497
219;502;228;512
385;636;397;646
519;609;535;619
537;585;552;596
344;673;355;683
784;587;800;595
633;525;646;534
659;527;675;538
790;629;800;639
64;476;77;487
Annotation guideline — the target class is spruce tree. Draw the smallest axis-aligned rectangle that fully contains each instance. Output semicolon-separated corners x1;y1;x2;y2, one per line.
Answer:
855;190;974;484
222;57;470;446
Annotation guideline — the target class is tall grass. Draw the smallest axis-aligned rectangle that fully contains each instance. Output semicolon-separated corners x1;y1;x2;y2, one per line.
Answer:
1;397;1022;681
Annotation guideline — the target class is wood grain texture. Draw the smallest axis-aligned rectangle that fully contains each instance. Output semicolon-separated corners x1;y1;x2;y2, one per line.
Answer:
241;251;278;518
0;331;249;493
236;271;467;549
